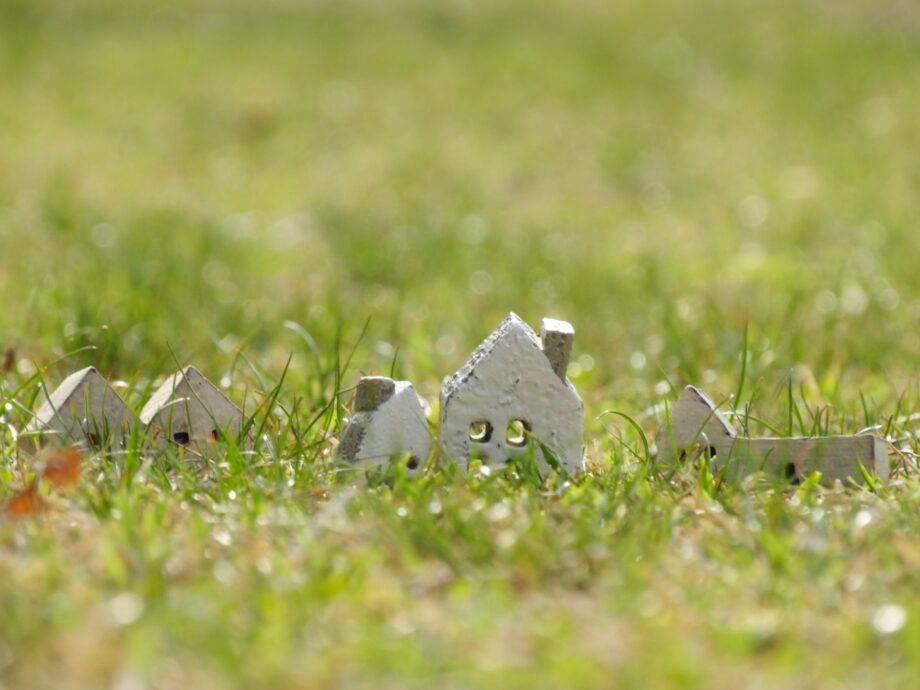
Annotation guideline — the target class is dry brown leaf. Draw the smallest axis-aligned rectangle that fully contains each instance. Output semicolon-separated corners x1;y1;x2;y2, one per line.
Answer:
42;447;83;488
6;484;44;518
5;447;84;519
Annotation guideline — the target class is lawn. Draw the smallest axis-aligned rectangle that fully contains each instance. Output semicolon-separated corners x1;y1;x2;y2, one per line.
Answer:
1;0;920;687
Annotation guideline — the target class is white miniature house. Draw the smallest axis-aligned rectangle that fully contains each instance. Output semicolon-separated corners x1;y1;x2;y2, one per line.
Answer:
655;386;736;462
656;385;890;486
337;376;431;475
140;366;244;451
439;313;584;474
19;366;133;454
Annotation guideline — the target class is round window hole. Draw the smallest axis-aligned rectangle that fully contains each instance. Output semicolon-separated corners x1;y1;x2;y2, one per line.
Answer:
506;419;530;447
469;421;493;443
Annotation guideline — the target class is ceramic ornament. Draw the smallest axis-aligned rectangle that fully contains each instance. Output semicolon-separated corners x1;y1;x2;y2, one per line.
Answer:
337;376;431;475
140;365;244;453
439;313;584;474
19;366;133;454
656;385;890;485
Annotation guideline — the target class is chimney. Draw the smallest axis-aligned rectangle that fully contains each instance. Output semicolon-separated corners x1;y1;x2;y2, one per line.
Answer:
540;318;574;382
354;376;397;412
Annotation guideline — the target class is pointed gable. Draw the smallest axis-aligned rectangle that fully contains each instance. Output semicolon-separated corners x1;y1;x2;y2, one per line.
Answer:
338;376;431;475
439;313;584;474
656;385;889;485
140;366;244;447
655;385;737;461
441;313;547;402
20;366;132;453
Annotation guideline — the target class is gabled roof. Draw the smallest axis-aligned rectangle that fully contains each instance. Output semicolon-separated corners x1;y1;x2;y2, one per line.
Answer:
21;366;132;453
656;385;890;486
338;377;431;466
140;365;238;425
32;367;115;427
442;312;572;400
655;385;738;460
675;385;737;438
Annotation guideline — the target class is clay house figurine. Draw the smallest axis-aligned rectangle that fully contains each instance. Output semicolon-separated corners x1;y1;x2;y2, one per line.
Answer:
439;313;584;474
140;365;244;453
655;385;890;486
337;376;431;475
18;366;133;454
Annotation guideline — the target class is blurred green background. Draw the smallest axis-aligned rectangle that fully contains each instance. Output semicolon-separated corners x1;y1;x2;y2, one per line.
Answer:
2;0;920;688
3;0;919;405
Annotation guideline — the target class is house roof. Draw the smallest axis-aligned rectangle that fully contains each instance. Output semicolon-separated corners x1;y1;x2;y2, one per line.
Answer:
32;367;102;426
140;365;237;425
442;313;530;399
441;312;577;401
655;385;737;459
339;378;430;462
676;386;737;438
32;366;130;429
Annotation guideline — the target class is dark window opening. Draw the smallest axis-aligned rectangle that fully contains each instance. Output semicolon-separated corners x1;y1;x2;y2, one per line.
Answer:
469;421;493;443
783;462;802;485
506;419;531;447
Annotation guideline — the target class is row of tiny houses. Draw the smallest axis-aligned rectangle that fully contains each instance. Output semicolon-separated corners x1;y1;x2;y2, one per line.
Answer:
18;313;892;486
339;313;890;486
19;366;243;456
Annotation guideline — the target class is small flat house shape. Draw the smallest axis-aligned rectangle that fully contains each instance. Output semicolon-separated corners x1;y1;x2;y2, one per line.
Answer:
19;366;132;454
656;385;890;486
439;313;584;473
140;366;244;449
337;376;431;475
655;386;736;461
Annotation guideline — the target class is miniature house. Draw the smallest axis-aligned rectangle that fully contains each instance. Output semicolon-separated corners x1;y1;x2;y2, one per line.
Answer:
656;385;890;486
337;376;431;475
439;313;584;474
140;366;244;451
655;386;736;462
19;366;133;454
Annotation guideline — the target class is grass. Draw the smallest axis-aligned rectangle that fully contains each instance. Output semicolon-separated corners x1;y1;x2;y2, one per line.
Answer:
2;0;920;687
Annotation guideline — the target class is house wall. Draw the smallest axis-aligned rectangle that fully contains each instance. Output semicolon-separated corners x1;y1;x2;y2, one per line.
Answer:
654;386;736;462
440;327;583;474
149;380;243;446
20;371;132;453
341;382;431;474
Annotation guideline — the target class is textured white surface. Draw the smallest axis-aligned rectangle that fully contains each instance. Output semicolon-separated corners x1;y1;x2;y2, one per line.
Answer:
140;366;244;452
20;367;132;453
654;385;736;461
730;436;890;484
338;378;431;475
539;318;575;381
657;385;890;485
439;313;584;474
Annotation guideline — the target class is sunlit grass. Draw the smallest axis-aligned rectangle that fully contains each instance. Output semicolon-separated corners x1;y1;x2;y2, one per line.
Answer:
1;0;920;687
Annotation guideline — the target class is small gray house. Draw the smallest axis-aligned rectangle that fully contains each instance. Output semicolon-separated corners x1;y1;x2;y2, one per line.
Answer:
19;366;132;454
439;313;584;474
141;366;244;451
